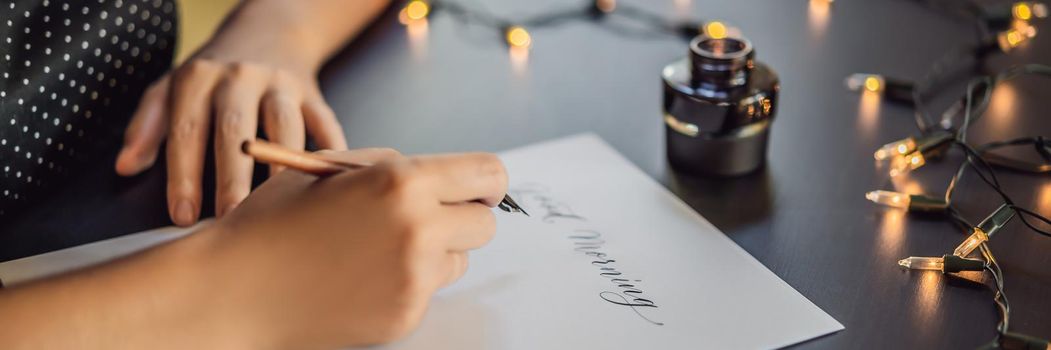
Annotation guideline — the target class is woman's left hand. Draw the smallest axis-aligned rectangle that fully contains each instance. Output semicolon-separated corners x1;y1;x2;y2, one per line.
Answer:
114;47;347;226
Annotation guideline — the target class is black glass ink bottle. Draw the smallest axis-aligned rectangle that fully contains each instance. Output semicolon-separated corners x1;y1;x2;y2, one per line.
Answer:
661;34;779;176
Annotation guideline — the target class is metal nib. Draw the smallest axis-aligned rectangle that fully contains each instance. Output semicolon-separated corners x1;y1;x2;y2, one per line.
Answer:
498;194;529;216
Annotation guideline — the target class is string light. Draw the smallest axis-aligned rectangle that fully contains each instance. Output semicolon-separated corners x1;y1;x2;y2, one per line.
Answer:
1012;2;1048;21
889;152;926;177
865;190;911;209
997;23;1038;52
886;132;952;177
865;190;948;212
845;73;884;93
705;21;728;39
898;255;987;272
873;137;917;160
859;1;1051;346
952;205;1016;258
399;0;431;25
844;73;915;103
505;26;533;49
401;0;717;62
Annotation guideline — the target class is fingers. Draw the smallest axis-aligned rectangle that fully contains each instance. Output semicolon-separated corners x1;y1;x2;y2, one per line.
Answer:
414;153;509;207
302;96;348;150
167;61;224;226
116;75;171;176
437;202;497;251
261;90;306;176
441;252;469;288
213;65;269;217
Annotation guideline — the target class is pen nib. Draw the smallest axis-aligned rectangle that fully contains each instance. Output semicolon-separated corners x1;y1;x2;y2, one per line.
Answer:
499;195;529;216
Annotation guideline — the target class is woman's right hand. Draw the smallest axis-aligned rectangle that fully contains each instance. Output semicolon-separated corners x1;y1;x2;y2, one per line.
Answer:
204;148;508;348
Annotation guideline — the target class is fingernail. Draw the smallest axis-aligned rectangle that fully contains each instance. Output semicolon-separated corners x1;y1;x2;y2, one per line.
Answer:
173;200;196;226
115;148;133;170
116;148;147;175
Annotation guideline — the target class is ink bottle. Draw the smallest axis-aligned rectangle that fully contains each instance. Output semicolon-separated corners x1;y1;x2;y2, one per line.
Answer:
661;34;779;176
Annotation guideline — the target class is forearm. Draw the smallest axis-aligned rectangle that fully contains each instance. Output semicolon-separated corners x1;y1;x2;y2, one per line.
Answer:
0;228;251;349
201;0;392;73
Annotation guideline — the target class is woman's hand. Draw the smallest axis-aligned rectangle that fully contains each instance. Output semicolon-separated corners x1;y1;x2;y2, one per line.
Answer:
113;0;391;227
114;51;346;225
1;148;507;349
209;149;508;348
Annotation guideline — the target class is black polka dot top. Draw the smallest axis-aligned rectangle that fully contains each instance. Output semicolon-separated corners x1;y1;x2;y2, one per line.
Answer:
0;0;176;216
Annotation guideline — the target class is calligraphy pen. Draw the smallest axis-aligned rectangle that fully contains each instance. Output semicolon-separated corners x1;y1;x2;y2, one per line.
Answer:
241;139;529;216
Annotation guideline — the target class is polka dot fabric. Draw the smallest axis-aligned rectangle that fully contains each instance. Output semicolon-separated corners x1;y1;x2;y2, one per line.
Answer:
0;0;176;216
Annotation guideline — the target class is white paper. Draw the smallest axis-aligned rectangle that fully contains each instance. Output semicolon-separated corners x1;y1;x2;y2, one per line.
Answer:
0;134;842;349
384;134;843;349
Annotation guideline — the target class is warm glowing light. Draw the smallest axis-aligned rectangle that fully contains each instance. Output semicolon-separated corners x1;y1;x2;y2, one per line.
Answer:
889;152;926;177
1038;183;1051;215
845;74;885;93
857;89;880;134
874;137;917;160
399;0;430;25
900;255;986;273
899;256;944;271
808;0;832;38
998;24;1038;52
952;229;988;258
864;77;881;92
706;21;728;39
1036;3;1050;18
506;26;532;49
987;83;1018;135
953;205;1015;257
406;18;429;61
1009;30;1024;45
596;0;616;13
1014;2;1034;20
509;46;529;75
876;208;905;259
866;190;911;209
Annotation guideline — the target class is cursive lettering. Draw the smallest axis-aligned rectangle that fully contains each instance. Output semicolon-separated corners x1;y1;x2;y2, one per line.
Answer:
512;183;587;223
512;184;664;326
600;292;665;326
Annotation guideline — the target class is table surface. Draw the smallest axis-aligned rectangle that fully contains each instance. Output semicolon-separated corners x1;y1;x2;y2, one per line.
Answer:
4;0;1051;348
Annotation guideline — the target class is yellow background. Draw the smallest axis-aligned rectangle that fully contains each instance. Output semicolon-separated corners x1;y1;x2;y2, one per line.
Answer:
175;0;240;63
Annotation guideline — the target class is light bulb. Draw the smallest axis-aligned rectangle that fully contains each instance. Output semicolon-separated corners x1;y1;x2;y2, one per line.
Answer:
898;256;944;271
874;137;918;160
705;21;728;39
998;24;1038;52
1014;2;1034;20
1013;2;1048;20
954;204;1016;257
865;191;947;212
899;255;987;272
399;0;430;25
953;228;988;258
845;74;884;93
866;190;911;209
506;26;532;49
889;152;926;177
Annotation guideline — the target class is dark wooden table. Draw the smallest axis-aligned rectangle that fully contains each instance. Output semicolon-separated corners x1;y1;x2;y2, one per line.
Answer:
4;0;1051;348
